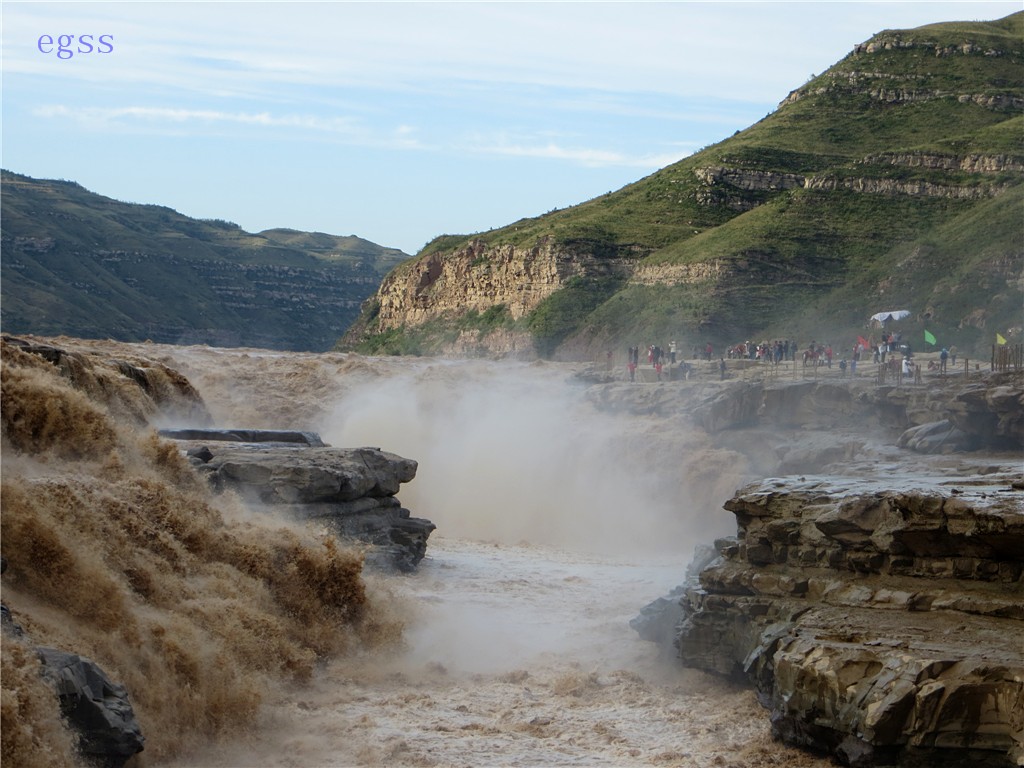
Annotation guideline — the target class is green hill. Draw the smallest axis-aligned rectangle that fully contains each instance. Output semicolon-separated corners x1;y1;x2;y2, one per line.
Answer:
0;171;409;351
344;12;1023;359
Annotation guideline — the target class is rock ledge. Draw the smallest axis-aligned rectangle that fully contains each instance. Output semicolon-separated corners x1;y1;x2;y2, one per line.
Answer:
164;430;434;571
675;474;1023;767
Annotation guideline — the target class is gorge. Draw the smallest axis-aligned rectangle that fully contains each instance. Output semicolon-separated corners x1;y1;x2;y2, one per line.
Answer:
1;334;1021;767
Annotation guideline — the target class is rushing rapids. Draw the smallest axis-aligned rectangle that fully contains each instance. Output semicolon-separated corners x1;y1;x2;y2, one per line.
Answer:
1;335;1020;767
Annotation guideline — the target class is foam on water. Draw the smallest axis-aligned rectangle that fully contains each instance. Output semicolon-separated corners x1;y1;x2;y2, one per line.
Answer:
166;536;835;768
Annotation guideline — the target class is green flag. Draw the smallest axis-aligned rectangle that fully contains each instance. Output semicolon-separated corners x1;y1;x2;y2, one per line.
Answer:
996;332;1007;345
924;329;936;345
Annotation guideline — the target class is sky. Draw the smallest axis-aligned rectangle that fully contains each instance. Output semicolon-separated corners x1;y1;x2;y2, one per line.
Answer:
2;1;1019;255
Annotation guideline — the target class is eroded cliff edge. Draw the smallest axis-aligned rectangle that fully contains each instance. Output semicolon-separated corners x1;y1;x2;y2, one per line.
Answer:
627;371;1024;767
681;475;1022;767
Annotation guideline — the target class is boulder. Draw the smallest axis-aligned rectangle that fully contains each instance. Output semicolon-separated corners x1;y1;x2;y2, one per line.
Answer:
897;420;973;453
36;647;145;768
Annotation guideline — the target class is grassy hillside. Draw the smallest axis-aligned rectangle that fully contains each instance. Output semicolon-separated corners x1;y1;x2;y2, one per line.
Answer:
353;11;1023;359
1;171;409;351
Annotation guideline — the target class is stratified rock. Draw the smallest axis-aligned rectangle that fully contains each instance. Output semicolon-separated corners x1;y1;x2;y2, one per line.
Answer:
158;428;326;446
688;372;1024;455
166;435;433;570
292;496;436;573
198;445;417;503
676;473;1024;767
699;381;764;432
36;647;145;768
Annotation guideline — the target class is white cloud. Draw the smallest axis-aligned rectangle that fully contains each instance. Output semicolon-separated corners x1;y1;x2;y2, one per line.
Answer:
34;105;357;131
29;104;434;150
467;136;687;169
8;3;1020;109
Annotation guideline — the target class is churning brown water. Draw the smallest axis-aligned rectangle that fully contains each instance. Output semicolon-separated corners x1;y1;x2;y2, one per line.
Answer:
1;338;834;768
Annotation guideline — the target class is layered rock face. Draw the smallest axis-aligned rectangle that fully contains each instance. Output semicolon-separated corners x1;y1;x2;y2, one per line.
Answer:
693;371;1024;453
359;238;638;356
164;430;435;572
374;238;635;333
676;475;1023;767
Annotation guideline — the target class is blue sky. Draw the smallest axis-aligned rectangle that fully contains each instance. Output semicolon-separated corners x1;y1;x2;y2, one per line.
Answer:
2;1;1018;254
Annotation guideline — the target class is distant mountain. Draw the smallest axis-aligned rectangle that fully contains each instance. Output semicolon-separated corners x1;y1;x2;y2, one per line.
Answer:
343;12;1023;359
0;171;409;351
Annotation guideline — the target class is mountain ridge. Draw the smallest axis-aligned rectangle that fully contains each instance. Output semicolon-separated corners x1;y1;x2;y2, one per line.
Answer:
342;11;1023;359
0;170;409;351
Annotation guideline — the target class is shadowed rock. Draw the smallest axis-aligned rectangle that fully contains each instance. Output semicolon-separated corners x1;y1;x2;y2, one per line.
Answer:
36;647;145;768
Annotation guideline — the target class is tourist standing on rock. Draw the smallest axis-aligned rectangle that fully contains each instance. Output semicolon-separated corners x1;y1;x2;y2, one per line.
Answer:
949;345;958;366
669;340;677;364
940;347;949;373
719;358;727;380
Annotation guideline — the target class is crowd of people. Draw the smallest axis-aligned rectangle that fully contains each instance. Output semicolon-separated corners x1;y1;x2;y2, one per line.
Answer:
620;328;957;383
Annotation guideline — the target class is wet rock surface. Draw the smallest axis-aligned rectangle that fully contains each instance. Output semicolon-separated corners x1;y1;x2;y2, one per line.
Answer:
36;647;146;768
166;431;434;571
674;474;1024;767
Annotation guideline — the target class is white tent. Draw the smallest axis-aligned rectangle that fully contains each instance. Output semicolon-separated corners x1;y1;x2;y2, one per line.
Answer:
870;309;911;324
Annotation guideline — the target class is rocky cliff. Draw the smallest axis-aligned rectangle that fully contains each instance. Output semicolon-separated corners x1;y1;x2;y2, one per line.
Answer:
627;370;1024;767
351;237;639;357
678;475;1022;767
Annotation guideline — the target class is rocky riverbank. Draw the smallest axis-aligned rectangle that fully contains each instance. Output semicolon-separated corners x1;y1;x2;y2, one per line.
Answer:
630;368;1024;766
